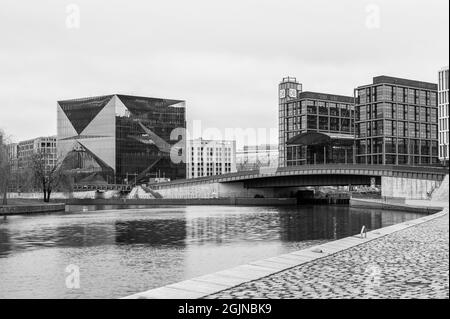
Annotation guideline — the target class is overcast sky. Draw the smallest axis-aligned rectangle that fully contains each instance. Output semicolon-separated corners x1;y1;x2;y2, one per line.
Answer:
0;0;448;146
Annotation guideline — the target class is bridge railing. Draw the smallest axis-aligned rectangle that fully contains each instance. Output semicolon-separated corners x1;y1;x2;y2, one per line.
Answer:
149;164;448;189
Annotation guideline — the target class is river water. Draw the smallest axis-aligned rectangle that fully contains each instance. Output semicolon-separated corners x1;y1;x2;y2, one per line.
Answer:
0;205;422;299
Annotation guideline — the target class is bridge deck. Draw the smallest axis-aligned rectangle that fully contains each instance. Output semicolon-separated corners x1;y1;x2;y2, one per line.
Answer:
150;164;449;189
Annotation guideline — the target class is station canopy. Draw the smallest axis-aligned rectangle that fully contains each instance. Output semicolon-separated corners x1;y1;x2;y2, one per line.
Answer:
287;132;354;146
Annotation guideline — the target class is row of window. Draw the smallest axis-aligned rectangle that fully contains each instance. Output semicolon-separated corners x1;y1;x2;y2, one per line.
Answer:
280;100;354;118
283;116;354;133
356;155;440;165
356;104;438;123
356;121;438;139
357;86;437;106
356;138;438;156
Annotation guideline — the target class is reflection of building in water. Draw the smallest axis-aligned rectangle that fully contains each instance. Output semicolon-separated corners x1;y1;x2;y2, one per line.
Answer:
182;207;415;245
0;227;12;257
185;214;273;244
236;144;279;172
279;207;423;242
115;219;186;246
278;207;387;242
54;224;116;247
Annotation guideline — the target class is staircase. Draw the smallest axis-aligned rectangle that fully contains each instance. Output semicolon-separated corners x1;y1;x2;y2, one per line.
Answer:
127;186;163;199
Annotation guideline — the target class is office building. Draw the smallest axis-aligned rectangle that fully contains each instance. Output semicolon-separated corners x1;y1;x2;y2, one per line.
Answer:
279;77;355;167
187;138;236;178
236;144;278;171
1;137;57;191
17;136;57;170
438;66;449;165
57;94;186;185
355;76;439;166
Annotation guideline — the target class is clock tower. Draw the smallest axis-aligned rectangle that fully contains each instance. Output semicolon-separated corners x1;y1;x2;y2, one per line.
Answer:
278;77;302;167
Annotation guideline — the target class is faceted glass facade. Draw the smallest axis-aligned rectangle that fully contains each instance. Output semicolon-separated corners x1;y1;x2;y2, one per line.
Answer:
279;87;355;166
57;95;186;185
355;76;439;166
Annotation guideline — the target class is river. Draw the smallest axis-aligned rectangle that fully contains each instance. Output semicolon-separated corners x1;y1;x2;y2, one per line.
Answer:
0;205;423;299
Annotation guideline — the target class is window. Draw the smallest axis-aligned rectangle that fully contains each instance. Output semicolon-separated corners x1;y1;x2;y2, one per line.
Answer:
318;102;327;115
330;118;339;132
319;117;329;131
307;101;317;114
385;137;395;153
307;115;317;129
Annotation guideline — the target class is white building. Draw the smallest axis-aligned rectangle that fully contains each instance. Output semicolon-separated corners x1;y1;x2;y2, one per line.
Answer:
17;136;57;170
236;144;279;171
438;66;449;164
187;139;237;179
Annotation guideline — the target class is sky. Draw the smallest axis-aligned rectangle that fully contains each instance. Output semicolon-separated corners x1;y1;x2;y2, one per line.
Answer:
0;0;448;146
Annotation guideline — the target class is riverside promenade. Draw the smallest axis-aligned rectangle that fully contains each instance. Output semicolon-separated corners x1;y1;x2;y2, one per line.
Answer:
208;207;449;299
125;199;449;299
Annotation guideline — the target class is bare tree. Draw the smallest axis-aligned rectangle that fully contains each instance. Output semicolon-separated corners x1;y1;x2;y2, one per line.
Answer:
0;130;11;205
29;150;69;203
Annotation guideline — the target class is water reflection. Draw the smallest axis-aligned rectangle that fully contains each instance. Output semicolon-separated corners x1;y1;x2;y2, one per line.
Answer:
0;205;424;298
115;219;186;246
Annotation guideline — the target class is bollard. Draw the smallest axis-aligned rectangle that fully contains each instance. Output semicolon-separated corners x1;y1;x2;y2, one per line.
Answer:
360;225;367;238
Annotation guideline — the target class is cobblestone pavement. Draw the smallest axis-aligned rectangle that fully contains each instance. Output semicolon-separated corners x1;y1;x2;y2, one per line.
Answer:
207;213;449;299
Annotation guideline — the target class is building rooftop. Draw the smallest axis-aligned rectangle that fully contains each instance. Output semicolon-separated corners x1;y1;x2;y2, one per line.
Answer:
291;91;355;104
358;76;438;91
57;94;185;109
280;77;299;83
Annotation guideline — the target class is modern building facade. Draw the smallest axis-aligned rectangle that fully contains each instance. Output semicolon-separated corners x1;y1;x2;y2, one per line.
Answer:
236;144;278;171
187;138;236;178
3;136;57;191
17;136;57;171
438;67;449;165
278;77;303;167
279;77;355;167
57;94;186;185
355;76;439;166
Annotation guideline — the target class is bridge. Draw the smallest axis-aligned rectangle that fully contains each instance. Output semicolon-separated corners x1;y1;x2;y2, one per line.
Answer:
149;164;449;200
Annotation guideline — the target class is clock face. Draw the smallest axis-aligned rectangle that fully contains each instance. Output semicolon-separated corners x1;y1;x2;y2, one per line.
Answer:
288;88;297;98
279;89;286;99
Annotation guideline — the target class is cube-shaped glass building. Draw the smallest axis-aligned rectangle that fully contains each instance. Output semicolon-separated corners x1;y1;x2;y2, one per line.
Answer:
57;94;186;185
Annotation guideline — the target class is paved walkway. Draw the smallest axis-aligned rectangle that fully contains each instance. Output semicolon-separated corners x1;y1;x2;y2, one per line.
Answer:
207;211;449;299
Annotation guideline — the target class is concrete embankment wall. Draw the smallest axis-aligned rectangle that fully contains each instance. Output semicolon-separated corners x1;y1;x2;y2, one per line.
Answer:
381;176;442;200
0;204;66;216
432;175;449;202
155;182;276;199
66;197;297;206
7;191;120;200
350;198;442;214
